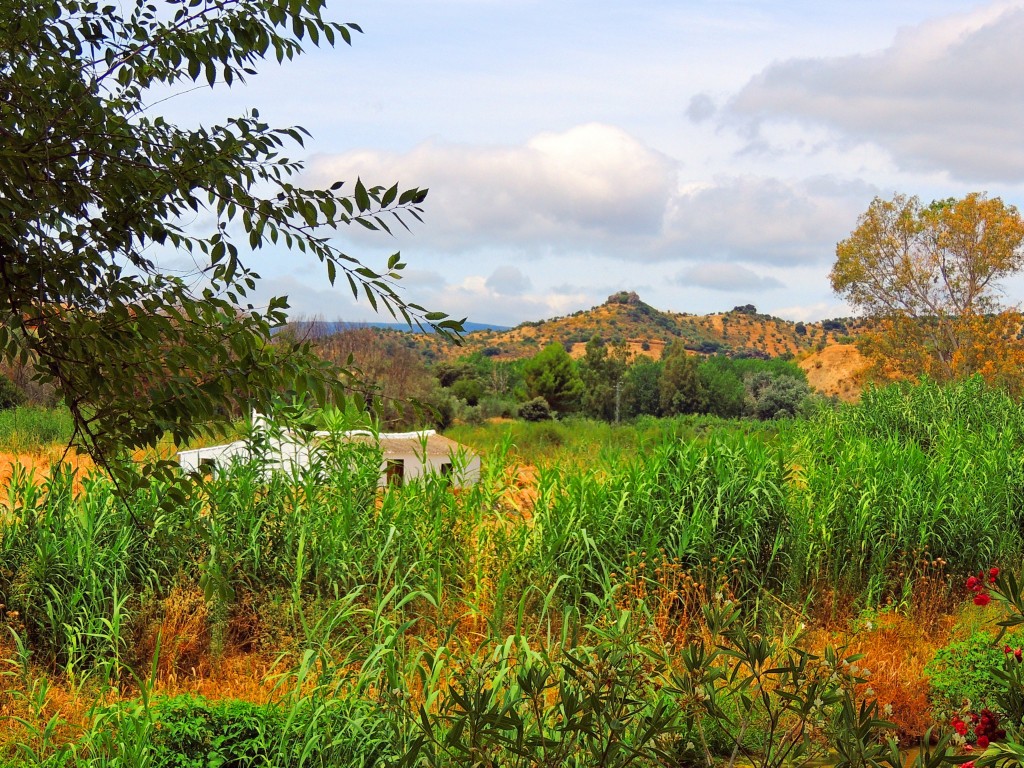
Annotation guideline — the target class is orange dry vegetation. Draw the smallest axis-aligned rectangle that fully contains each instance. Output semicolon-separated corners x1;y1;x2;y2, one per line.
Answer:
0;449;93;496
803;609;953;742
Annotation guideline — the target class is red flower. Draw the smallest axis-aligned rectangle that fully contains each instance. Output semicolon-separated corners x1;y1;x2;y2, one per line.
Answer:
1015;648;1022;662
989;567;1000;583
977;736;990;749
1005;645;1013;654
963;762;975;768
974;592;992;606
967;575;982;592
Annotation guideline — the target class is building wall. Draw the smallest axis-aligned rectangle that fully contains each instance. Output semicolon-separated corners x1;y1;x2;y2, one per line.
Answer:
378;451;481;488
178;434;481;488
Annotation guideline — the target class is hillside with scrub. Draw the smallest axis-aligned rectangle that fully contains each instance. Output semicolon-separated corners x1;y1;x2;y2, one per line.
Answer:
400;292;870;365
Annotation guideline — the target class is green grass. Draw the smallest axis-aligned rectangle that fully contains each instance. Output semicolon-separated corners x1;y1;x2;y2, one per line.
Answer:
0;406;75;453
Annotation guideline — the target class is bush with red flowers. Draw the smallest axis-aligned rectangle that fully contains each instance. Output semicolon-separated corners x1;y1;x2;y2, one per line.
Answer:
962;567;1024;766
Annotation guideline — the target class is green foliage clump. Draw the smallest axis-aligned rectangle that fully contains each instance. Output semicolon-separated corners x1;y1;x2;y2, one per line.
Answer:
519;396;554;422
925;631;1007;715
622;359;663;419
747;371;811;420
522;343;584;415
144;694;395;768
0;374;26;411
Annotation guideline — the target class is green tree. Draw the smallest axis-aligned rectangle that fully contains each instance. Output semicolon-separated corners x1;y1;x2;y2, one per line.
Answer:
522;343;583;415
696;357;746;418
0;0;460;486
659;341;703;416
621;359;662;418
578;335;626;421
746;372;810;420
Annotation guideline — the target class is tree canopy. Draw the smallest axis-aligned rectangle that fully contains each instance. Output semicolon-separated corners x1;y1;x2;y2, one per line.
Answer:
522;343;583;415
0;0;461;480
578;335;626;421
831;193;1024;388
659;341;702;416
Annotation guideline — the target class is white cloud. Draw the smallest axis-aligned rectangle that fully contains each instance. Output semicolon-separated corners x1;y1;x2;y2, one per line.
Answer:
426;275;591;326
485;265;532;295
307;123;677;253
726;1;1024;181
771;300;854;323
674;263;784;292
310;124;879;270
661;175;876;264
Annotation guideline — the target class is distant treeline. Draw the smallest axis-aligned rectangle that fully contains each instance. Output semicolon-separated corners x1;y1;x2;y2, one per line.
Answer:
307;327;815;429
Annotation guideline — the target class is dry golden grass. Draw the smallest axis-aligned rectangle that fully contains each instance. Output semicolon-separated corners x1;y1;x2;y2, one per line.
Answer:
802;571;960;744
802;610;948;742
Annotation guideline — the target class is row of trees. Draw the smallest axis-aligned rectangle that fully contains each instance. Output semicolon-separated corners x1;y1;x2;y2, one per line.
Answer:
437;336;811;424
296;325;814;430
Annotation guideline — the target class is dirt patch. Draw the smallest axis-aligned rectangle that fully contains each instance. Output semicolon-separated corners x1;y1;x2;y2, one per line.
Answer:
800;343;870;402
625;339;665;360
0;449;93;495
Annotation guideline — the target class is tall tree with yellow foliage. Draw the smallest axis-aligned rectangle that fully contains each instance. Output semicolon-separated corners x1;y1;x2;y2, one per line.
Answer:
831;193;1024;392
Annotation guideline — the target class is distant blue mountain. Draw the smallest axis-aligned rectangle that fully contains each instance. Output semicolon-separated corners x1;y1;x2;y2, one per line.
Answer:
284;320;511;335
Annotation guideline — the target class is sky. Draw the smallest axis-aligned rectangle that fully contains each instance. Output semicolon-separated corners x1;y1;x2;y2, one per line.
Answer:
163;0;1024;327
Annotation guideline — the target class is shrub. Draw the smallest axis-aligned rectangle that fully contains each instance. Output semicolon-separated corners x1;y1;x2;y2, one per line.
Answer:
479;395;516;419
519;396;553;422
130;693;397;767
456;402;484;425
450;377;484;406
149;696;276;768
746;373;810;420
925;631;1007;715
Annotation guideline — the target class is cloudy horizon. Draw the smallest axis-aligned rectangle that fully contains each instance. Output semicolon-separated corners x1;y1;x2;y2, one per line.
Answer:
165;0;1024;328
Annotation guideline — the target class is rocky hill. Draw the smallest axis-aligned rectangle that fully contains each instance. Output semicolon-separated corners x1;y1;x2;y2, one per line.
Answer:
415;291;867;361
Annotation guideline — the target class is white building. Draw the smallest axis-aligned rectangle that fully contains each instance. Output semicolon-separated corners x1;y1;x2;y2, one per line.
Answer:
176;428;481;488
